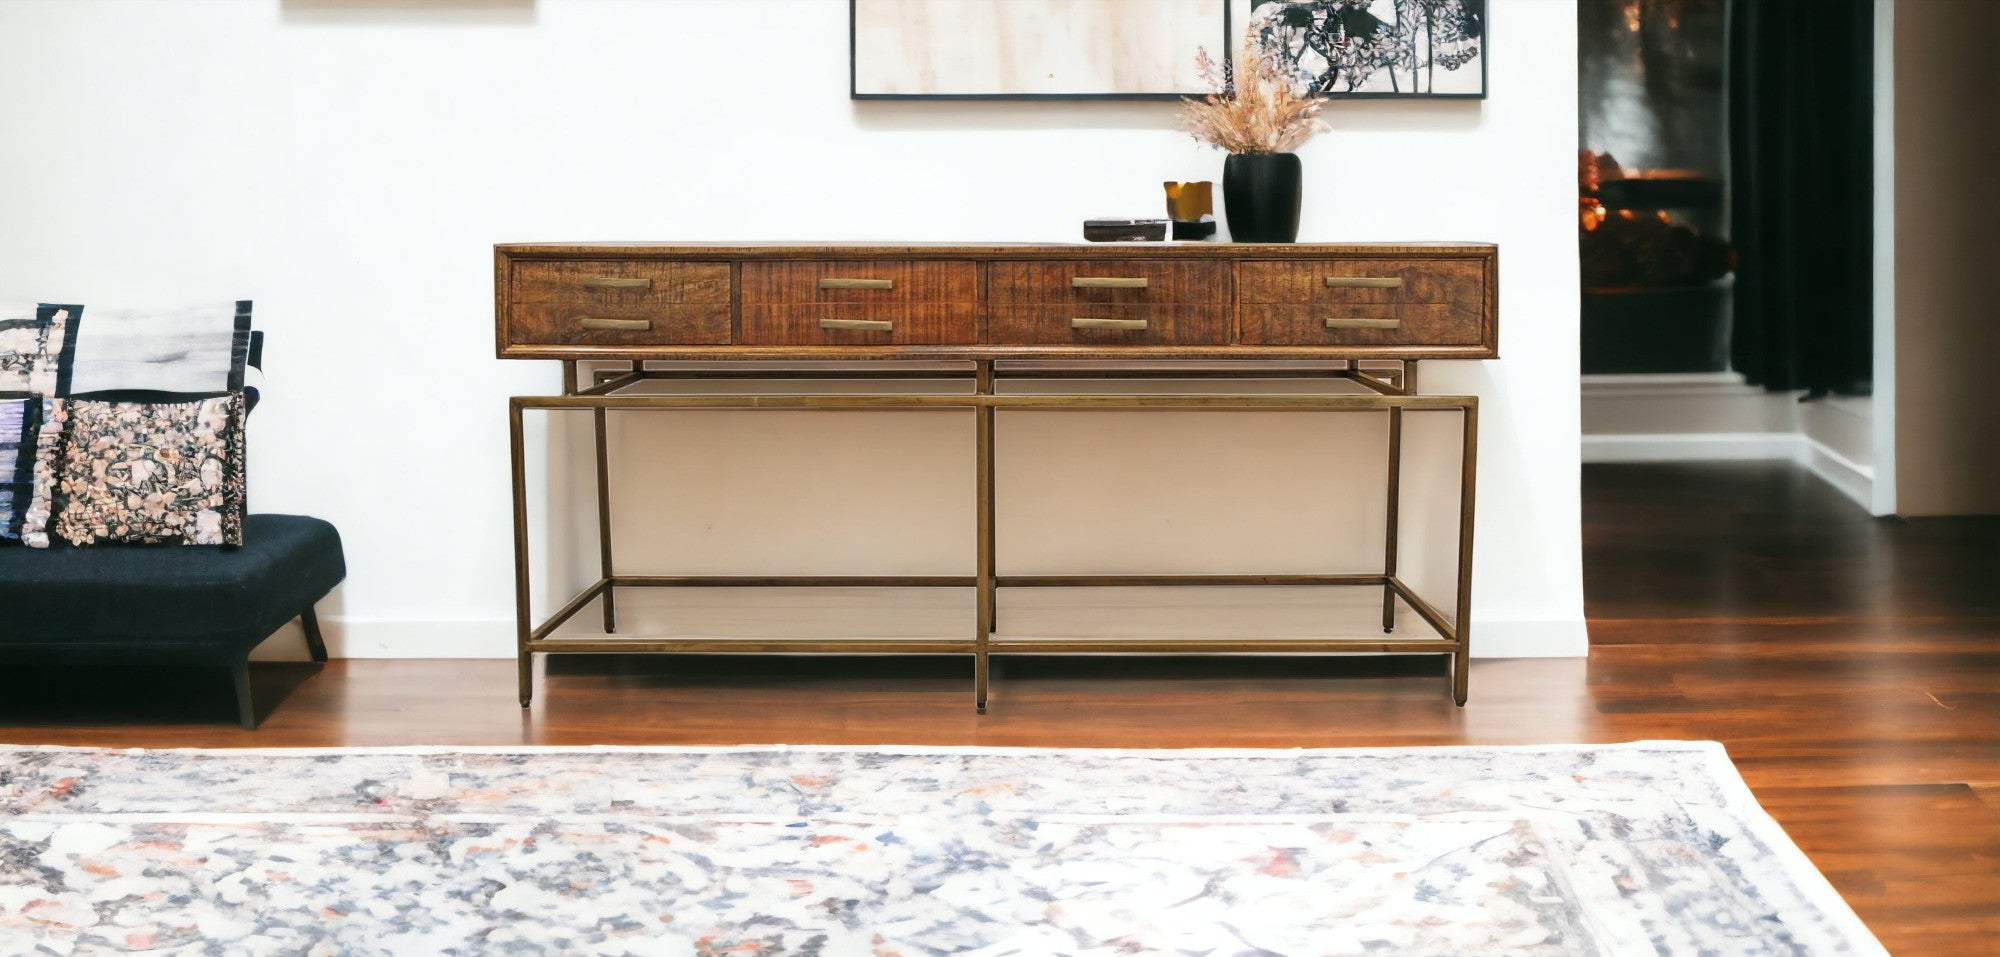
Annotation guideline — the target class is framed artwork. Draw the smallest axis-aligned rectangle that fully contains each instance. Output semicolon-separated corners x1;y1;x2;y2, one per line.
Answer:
1233;0;1487;98
851;0;1231;100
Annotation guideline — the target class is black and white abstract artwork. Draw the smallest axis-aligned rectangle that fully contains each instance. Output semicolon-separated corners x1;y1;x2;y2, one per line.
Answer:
1238;0;1486;98
852;0;1227;99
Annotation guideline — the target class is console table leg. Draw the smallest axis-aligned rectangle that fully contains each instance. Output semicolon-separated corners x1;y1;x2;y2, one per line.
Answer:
1452;644;1470;706
593;406;618;634
977;362;997;637
1382;406;1403;633
1453;399;1479;707
974;653;990;713
975;363;996;711
510;398;534;709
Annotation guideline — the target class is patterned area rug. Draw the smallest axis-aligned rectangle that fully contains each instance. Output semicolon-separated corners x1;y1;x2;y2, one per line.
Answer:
0;742;1881;955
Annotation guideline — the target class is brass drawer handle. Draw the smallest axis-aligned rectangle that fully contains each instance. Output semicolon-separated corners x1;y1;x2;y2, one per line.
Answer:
578;317;652;331
820;318;894;331
1073;277;1150;289
1325;276;1404;288
1324;317;1402;329
580;277;653;290
1071;317;1148;330
819;278;895;290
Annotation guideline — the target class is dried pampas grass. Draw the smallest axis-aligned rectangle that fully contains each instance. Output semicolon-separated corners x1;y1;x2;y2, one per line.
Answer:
1179;26;1328;154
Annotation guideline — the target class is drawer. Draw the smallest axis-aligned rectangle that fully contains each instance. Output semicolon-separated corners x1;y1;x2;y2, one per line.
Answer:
1238;303;1484;346
739;304;977;345
739;261;977;305
1238;259;1484;304
987;306;1230;346
988;261;1232;304
508;301;731;346
509;260;731;304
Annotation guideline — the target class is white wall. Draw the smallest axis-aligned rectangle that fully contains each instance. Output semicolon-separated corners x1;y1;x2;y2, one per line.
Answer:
1890;0;2000;517
0;0;1583;658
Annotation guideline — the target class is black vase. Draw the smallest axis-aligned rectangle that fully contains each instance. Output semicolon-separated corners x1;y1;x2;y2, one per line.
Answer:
1222;152;1303;243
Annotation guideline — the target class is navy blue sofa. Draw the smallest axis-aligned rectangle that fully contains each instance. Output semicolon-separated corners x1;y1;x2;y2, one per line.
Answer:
0;514;345;728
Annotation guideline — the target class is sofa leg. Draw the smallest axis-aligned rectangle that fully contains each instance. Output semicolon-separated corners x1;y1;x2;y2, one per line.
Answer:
300;606;329;663
233;660;258;730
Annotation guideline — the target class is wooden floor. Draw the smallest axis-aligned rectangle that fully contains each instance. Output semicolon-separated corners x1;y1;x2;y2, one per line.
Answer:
3;462;1996;953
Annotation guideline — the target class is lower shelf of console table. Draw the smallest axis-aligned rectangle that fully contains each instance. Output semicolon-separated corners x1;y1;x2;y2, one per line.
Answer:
507;364;1477;711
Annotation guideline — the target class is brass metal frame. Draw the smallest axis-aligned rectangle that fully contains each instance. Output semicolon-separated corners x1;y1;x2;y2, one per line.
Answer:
974;360;996;711
509;360;1475;711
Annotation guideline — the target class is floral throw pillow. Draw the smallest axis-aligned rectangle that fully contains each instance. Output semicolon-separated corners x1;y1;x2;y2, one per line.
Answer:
21;393;246;547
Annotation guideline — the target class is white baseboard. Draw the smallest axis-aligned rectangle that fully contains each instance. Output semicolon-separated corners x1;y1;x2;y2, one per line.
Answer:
250;618;515;661
1801;441;1875;510
1580;432;1800;463
1471;617;1591;658
1581;432;1874;512
1579;372;1759;393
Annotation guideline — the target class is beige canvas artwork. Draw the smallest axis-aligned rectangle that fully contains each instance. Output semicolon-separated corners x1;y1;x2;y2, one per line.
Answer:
852;0;1226;97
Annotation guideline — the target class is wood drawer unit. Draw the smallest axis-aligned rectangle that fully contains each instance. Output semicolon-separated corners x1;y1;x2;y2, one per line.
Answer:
509;301;732;347
987;261;1233;348
509;260;732;304
987;305;1230;346
740;304;978;345
503;259;732;348
1237;258;1485;303
988;261;1233;305
1239;302;1486;347
739;260;978;345
1237;258;1489;348
739;261;978;305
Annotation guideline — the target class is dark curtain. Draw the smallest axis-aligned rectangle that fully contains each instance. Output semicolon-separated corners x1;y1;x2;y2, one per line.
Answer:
1727;0;1874;395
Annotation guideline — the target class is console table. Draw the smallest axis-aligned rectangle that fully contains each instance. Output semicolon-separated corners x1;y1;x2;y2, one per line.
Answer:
498;242;1494;711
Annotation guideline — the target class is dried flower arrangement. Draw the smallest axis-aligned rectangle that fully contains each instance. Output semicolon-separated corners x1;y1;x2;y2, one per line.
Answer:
1178;26;1328;155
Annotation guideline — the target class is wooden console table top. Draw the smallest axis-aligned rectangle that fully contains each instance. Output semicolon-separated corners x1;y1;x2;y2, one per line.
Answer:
494;242;1498;363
